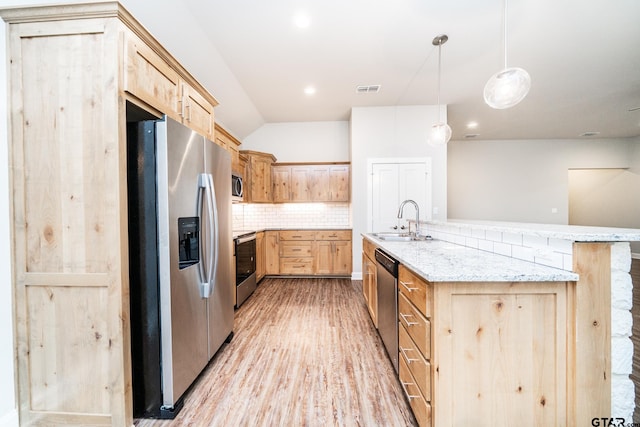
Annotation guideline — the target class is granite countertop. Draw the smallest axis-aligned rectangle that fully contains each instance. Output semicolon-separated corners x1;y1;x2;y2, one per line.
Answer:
364;234;579;282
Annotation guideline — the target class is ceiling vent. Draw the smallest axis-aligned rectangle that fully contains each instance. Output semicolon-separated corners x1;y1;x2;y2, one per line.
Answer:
580;131;600;137
356;85;381;93
464;133;480;139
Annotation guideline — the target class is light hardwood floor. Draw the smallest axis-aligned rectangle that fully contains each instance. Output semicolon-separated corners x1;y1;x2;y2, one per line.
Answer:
134;278;416;427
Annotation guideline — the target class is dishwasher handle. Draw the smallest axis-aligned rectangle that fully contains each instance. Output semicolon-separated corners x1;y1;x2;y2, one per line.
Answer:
375;248;399;277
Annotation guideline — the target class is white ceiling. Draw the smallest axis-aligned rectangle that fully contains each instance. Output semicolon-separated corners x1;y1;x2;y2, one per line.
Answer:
182;0;640;141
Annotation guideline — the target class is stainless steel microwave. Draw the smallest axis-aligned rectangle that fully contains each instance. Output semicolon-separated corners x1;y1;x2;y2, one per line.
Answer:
232;173;243;202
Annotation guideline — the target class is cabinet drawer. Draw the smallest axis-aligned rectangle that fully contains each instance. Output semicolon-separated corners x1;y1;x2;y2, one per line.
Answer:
399;354;432;427
280;241;312;257
399;322;431;401
399;265;432;318
363;238;377;262
279;230;316;241
279;258;314;275
315;230;351;241
398;293;430;358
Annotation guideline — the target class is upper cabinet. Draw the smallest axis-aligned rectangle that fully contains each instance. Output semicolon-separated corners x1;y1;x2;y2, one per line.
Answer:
214;123;243;175
272;163;351;203
241;150;277;203
123;24;217;140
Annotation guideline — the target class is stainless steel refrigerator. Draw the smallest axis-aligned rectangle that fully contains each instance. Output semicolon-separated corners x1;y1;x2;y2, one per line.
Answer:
128;113;234;419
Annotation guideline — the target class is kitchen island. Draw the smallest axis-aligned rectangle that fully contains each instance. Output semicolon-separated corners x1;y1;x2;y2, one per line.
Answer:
364;220;640;426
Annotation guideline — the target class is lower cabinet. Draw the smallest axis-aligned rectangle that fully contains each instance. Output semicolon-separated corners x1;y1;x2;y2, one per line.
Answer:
255;231;265;282
263;229;352;276
394;261;575;427
361;238;378;327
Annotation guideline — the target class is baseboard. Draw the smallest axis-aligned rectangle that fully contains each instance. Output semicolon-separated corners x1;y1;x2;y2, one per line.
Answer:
632;252;639;260
0;408;19;427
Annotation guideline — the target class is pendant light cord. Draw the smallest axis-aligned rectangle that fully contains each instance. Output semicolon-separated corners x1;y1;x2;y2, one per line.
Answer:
437;41;442;123
503;0;508;69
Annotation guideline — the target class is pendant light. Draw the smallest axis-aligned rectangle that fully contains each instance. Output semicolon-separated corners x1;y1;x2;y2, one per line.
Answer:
427;34;451;147
483;0;531;109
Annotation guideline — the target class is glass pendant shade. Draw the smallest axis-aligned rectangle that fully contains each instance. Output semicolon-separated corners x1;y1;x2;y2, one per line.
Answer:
483;66;531;109
427;122;452;147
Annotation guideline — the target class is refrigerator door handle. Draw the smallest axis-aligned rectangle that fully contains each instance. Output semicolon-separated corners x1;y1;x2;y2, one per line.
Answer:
207;173;219;298
197;173;213;298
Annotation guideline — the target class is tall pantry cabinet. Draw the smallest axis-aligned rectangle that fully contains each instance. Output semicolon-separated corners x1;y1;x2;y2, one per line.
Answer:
0;3;218;426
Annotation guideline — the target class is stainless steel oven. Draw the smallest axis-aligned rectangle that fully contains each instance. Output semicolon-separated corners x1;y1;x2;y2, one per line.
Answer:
234;232;256;307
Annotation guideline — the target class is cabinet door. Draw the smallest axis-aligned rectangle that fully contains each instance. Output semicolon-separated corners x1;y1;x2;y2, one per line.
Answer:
290;166;312;201
309;165;330;201
363;253;378;326
265;231;279;274
256;231;265;281
332;240;352;275
124;33;181;121
272;166;291;202
181;81;214;140
250;156;273;202
315;241;333;275
330;165;350;201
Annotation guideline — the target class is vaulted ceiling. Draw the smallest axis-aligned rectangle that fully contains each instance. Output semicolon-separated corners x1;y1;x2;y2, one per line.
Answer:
181;0;640;141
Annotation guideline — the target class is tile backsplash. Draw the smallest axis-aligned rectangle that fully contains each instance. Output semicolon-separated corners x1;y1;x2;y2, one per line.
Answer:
421;221;574;271
233;203;351;230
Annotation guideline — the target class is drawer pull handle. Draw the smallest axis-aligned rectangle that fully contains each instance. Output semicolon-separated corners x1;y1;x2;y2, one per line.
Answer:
400;313;419;326
400;280;418;292
292;248;302;251
400;381;421;400
400;346;420;363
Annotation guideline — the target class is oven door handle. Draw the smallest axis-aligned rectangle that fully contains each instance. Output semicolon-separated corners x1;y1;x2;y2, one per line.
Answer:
235;233;256;245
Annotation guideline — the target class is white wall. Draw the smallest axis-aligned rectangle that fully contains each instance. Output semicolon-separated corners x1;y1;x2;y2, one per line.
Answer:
351;105;447;276
448;137;639;223
241;121;349;162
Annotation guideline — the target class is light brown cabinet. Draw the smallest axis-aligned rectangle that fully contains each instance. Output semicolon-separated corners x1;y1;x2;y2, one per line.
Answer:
265;230;280;275
279;230;315;275
315;230;352;275
125;33;215;140
362;238;378;326
255;231;265;282
214;123;242;175
241;150;277;203
272;163;350;203
0;3;222;426
262;230;352;276
395;262;574;427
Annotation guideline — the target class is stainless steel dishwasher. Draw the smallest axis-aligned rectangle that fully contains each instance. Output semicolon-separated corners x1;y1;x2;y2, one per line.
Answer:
375;248;399;373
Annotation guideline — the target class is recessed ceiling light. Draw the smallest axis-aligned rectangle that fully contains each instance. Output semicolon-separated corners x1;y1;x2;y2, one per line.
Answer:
579;131;600;137
466;121;479;129
304;86;316;96
293;13;310;29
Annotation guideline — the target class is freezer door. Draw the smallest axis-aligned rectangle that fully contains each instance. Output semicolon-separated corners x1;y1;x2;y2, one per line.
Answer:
203;139;234;359
156;118;209;408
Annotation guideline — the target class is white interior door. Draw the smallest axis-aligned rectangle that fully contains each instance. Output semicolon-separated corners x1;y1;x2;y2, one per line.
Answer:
372;163;399;232
369;158;432;233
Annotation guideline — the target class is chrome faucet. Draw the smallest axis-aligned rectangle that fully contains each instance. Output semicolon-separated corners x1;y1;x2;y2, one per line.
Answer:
397;199;420;236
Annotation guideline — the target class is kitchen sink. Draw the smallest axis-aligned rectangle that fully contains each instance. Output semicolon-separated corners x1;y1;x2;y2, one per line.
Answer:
372;232;432;242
